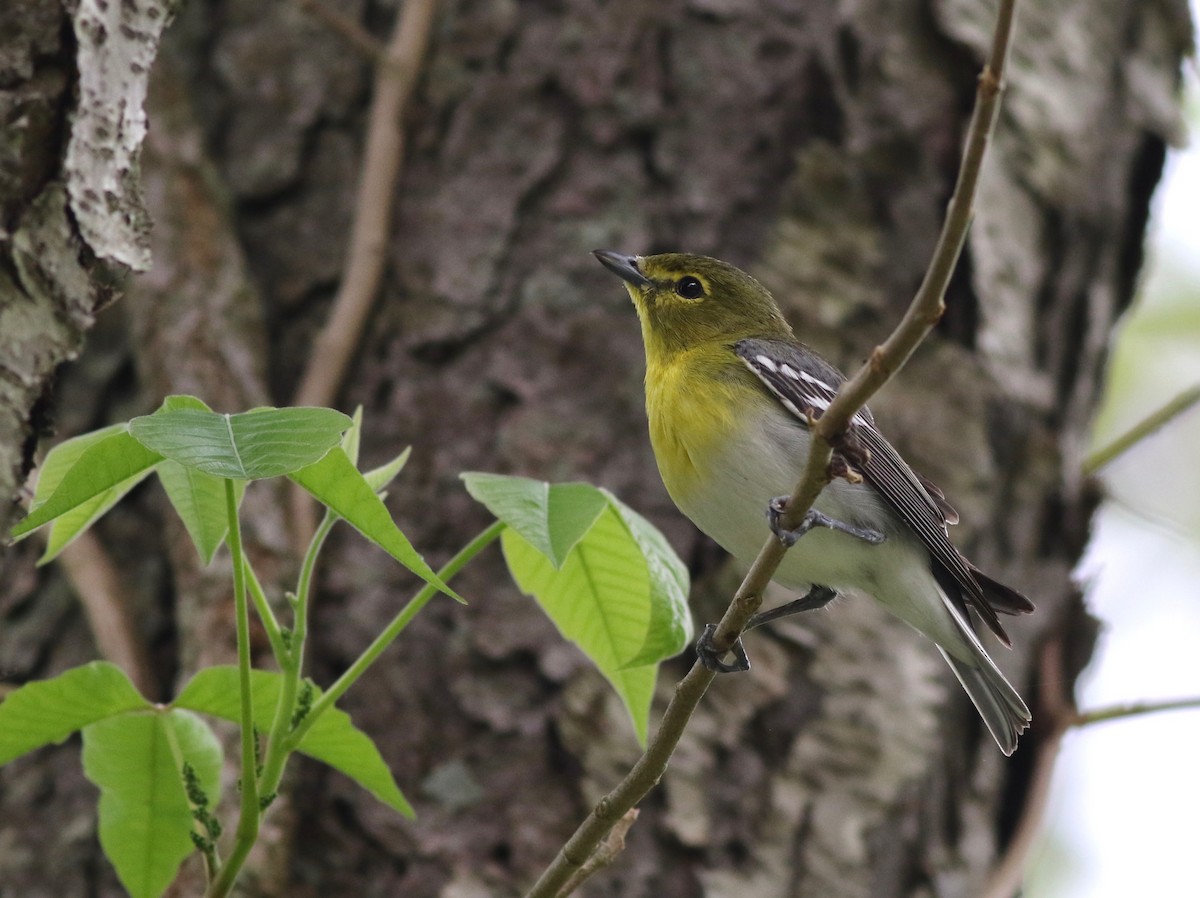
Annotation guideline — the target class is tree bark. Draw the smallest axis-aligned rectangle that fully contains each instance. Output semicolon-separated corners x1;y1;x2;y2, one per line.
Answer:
0;0;1188;895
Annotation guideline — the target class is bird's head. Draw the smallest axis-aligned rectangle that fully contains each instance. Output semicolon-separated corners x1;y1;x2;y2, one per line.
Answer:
593;250;793;360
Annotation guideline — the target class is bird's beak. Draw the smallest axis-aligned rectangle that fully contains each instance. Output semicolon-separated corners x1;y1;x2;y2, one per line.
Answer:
592;250;653;288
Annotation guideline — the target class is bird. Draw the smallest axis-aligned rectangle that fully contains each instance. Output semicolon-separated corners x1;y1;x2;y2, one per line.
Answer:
593;249;1034;755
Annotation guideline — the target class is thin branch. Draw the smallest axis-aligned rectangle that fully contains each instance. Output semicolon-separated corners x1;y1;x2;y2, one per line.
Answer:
525;663;717;898
292;0;436;411
980;641;1200;898
60;531;157;697
1071;696;1200;728
523;3;1019;895
289;0;438;550
978;639;1072;898
1082;384;1200;476
555;810;639;898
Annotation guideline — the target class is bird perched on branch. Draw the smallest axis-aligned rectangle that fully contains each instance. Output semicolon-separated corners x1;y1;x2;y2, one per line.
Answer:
594;249;1034;755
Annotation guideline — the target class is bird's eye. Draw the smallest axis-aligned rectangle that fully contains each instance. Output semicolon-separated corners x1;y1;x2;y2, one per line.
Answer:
675;276;705;299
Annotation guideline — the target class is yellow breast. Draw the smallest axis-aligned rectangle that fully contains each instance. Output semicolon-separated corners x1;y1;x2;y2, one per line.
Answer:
644;349;746;505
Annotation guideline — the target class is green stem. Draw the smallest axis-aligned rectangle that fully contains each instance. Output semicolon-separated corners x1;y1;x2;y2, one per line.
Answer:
287;521;504;750
1082;384;1200;476
257;511;337;798
207;479;261;898
244;558;287;664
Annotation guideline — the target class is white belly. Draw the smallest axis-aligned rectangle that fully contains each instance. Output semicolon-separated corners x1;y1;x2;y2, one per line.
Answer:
667;412;969;654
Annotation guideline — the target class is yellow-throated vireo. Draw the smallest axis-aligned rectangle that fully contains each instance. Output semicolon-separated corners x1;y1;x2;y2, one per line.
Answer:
595;250;1033;755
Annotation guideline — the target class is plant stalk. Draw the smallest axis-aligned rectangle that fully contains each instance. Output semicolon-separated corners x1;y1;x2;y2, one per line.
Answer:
207;479;261;898
287;521;504;750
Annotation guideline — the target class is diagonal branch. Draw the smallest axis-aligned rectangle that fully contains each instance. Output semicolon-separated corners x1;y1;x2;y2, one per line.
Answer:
292;0;438;413
554;809;639;898
60;531;157;697
524;2;1019;896
1083;383;1200;476
289;0;438;548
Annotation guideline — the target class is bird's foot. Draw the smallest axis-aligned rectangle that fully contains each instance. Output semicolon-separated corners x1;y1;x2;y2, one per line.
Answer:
746;585;837;630
767;497;886;547
695;623;750;674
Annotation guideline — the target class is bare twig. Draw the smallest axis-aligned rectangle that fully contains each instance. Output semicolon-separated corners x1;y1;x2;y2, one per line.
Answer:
60;531;157;697
523;3;1019;896
978;640;1072;898
1072;696;1200;727
292;0;437;411
1083;383;1200;476
289;0;439;548
980;642;1200;898
555;809;639;898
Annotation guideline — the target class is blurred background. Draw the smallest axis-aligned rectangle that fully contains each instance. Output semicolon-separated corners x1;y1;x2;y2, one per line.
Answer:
1029;55;1200;898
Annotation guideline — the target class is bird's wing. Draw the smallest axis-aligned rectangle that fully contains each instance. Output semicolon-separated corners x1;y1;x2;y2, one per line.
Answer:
734;338;1027;644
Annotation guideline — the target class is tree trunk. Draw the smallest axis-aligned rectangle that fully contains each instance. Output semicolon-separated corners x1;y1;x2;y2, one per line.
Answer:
0;0;1188;896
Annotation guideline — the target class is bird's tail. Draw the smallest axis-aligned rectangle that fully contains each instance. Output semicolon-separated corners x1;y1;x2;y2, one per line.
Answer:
938;647;1030;756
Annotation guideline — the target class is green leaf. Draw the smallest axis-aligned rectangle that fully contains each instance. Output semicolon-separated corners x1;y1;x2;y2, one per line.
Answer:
461;473;608;568
156;461;243;565
28;423;129;508
128;406;352;480
290;447;461;603
174;667;412;817
342;406;364;466
159;394;213;413
364;446;411;493
34;424;155;563
11;431;162;543
0;662;150;765
296;706;414;818
603;490;692;667
83;709;222;898
501;506;665;744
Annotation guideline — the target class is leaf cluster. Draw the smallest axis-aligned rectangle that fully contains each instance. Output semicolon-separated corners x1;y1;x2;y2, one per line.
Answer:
4;396;692;897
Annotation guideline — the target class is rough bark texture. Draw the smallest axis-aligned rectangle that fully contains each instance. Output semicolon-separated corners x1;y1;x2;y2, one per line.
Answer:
0;0;1189;896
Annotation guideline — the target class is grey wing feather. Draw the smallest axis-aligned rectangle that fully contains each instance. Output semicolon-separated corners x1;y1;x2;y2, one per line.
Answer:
734;338;1031;644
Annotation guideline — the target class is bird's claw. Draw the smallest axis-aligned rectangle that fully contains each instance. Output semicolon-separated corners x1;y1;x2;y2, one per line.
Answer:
696;623;750;674
768;497;886;547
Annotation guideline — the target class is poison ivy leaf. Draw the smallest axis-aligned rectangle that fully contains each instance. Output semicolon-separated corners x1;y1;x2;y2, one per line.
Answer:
469;476;694;742
337;407;410;494
174;667;413;818
364;446;411;494
501;506;663;744
461;473;607;568
0;662;150;765
11;431;162;544
290;447;460;602
34;423;157;563
157;461;243;565
128;406;351;480
157;395;213;414
83;709;221;898
341;406;364;467
27;423;128;508
603;490;692;667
